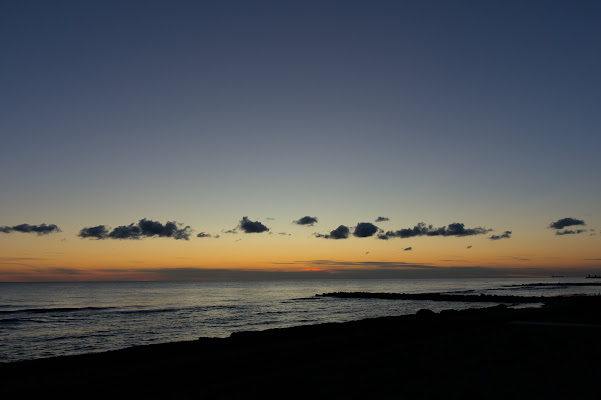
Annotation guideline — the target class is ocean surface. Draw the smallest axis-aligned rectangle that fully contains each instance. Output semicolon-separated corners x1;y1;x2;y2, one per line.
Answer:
1;277;599;363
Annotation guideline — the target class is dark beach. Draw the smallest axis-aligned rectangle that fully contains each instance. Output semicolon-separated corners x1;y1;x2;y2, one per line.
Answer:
2;294;601;399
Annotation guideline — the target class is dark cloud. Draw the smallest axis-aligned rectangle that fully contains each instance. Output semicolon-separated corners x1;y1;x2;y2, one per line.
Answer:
490;231;512;240
80;219;192;240
223;229;238;234
467;245;472;249
375;217;390;222
556;229;587;236
109;224;141;239
294;216;318;226
353;222;379;238
12;224;61;234
78;225;109;240
137;218;192;240
403;247;413;251
0;223;61;235
435;223;491;236
380;222;491;239
238;217;269;233
549;217;585;230
315;225;350;240
278;232;291;236
327;225;350;240
377;234;389;240
196;232;213;238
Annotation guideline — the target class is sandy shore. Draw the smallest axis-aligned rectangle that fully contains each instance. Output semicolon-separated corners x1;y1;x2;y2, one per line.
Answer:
2;295;601;398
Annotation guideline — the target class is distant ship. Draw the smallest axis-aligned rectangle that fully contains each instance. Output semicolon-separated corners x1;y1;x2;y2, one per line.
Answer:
586;275;601;279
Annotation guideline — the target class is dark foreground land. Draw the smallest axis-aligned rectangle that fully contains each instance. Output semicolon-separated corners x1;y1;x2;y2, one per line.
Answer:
3;296;601;399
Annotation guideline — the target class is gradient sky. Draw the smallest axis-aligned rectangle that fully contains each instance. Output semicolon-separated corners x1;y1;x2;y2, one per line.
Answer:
1;0;600;281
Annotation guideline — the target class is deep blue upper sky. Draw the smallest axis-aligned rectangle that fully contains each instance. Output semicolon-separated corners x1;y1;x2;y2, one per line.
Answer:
1;0;600;236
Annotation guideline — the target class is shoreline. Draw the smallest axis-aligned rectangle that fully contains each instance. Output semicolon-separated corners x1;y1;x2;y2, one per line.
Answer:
2;295;601;398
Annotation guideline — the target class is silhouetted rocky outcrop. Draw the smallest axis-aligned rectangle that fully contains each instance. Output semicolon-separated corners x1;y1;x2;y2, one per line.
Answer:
317;291;549;303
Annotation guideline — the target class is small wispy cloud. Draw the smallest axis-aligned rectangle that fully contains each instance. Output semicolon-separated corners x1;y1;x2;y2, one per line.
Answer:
0;257;48;261
490;231;512;240
556;229;587;236
293;260;434;269
196;232;214;238
499;256;530;261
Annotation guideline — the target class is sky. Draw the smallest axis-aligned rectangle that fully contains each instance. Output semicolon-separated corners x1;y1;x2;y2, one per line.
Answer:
1;0;600;281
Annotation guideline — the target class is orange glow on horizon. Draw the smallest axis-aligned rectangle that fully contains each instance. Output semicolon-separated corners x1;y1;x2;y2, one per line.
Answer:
1;225;600;281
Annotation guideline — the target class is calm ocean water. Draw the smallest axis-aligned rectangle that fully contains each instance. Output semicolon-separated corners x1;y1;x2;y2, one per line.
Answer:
1;278;598;363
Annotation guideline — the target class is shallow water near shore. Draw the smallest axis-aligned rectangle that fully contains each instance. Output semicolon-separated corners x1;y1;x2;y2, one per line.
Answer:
1;277;599;363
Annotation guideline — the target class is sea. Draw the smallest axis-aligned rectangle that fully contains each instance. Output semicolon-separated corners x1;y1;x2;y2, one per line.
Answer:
1;277;599;364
